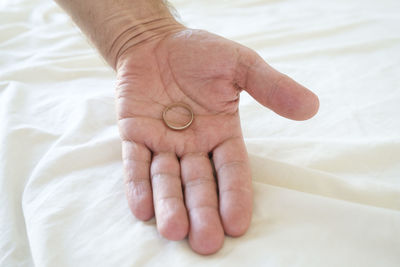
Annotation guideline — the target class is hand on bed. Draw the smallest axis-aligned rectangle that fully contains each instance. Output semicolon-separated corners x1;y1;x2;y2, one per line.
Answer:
115;28;319;255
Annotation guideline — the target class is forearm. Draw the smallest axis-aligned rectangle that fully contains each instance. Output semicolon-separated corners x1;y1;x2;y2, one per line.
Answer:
55;0;183;69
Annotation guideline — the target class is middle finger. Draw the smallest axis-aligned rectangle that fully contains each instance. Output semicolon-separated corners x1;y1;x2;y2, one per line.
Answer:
180;152;224;255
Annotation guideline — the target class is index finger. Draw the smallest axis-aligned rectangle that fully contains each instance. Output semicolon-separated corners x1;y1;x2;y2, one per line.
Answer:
212;136;253;237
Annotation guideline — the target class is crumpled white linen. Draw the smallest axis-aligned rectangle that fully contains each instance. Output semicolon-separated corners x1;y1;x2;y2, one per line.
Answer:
1;0;399;266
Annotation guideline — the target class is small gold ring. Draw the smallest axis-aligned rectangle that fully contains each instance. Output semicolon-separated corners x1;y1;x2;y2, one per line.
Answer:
162;102;194;130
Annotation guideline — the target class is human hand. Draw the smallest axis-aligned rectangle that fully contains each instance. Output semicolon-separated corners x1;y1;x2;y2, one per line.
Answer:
116;28;319;255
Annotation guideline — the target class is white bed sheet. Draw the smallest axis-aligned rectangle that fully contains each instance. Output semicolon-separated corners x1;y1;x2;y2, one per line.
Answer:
1;0;399;266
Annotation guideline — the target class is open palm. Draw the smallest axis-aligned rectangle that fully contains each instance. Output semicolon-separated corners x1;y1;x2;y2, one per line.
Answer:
115;29;319;255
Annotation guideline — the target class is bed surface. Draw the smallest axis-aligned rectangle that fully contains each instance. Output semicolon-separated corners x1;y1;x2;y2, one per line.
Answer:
1;0;399;266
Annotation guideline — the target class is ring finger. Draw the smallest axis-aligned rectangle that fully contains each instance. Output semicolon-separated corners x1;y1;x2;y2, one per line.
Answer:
151;152;189;241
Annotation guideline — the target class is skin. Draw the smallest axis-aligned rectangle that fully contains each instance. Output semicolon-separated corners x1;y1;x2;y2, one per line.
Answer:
56;0;319;256
116;28;319;255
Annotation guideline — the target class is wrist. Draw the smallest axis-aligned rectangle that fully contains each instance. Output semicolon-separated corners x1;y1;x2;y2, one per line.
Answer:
55;0;185;69
109;16;185;70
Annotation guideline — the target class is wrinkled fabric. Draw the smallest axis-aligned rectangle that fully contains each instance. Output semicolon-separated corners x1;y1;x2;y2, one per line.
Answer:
0;0;399;266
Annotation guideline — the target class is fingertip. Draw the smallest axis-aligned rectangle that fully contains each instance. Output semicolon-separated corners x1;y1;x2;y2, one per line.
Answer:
220;192;252;237
189;232;224;255
132;206;154;222
309;91;320;119
271;75;320;121
290;87;320;121
189;228;224;255
125;181;154;221
222;212;251;237
157;209;189;241
188;208;225;255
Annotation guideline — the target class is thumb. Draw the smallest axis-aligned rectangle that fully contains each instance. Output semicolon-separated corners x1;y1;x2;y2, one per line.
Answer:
238;50;319;121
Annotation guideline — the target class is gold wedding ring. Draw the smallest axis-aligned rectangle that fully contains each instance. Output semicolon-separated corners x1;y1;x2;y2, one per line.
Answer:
162;102;194;130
